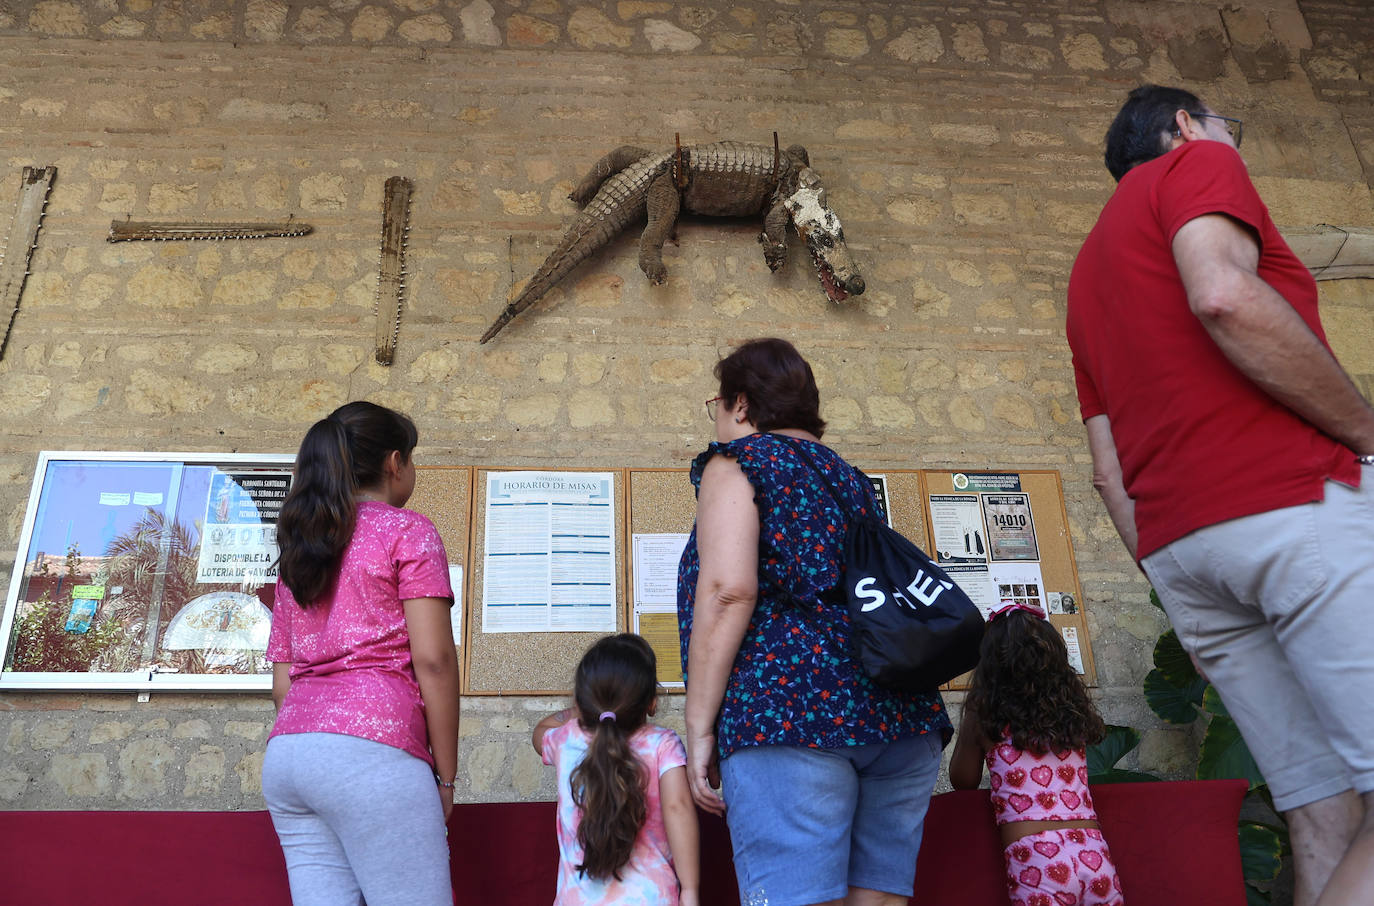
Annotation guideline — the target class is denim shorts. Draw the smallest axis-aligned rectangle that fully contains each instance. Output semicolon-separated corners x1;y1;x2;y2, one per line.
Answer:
719;731;943;906
1142;468;1374;812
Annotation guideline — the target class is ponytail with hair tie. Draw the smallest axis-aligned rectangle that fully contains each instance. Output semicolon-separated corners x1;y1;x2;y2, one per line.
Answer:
568;634;658;881
275;401;418;607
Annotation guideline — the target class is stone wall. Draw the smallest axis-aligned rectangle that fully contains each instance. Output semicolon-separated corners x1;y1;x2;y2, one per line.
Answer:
0;0;1370;810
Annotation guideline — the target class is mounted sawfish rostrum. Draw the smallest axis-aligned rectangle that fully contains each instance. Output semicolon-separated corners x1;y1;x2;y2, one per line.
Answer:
479;139;865;343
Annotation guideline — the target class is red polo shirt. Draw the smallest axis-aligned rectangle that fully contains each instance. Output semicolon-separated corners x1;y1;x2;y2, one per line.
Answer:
1067;140;1358;559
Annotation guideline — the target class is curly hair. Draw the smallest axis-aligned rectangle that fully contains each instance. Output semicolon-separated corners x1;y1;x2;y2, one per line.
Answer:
569;634;658;881
965;610;1104;754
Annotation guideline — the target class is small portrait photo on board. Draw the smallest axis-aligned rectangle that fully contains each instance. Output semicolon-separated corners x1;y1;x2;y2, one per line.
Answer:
1047;591;1078;615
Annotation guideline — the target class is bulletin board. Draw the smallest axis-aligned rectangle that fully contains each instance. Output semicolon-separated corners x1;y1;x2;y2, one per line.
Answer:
627;469;698;688
416;464;1092;696
922;470;1095;687
409;466;472;671
462;468;626;695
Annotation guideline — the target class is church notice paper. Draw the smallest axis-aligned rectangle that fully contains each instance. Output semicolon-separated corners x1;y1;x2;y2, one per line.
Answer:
482;471;617;633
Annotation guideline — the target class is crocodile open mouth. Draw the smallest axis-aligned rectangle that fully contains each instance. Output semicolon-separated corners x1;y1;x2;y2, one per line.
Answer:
811;247;850;304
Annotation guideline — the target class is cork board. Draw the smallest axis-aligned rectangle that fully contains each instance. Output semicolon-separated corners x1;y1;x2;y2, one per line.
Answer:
922;470;1095;687
410;466;472;661
465;469;626;695
627;469;697;690
872;470;928;543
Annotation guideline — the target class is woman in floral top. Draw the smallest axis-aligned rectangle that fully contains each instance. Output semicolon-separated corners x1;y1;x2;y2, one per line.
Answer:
677;338;949;906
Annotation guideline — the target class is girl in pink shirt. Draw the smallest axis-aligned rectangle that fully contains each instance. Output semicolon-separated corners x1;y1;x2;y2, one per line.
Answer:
263;401;459;906
533;634;700;906
950;603;1123;906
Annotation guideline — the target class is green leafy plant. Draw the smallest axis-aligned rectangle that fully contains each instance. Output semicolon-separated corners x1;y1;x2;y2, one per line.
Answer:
1088;589;1285;904
5;544;129;673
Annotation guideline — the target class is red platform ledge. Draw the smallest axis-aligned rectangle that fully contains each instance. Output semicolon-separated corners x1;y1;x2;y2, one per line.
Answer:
0;779;1246;906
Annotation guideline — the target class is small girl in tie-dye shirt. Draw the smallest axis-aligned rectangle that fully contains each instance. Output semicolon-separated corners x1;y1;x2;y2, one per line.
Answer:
532;634;699;906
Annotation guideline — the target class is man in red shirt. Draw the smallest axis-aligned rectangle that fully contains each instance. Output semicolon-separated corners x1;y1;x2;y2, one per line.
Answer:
1068;84;1374;906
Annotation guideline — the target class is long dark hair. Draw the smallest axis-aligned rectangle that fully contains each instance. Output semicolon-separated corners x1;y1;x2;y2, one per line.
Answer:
275;401;418;606
569;633;658;881
715;337;826;438
965;610;1104;755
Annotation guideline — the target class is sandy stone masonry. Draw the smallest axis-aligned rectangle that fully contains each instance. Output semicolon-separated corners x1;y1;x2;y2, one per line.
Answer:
0;0;1370;809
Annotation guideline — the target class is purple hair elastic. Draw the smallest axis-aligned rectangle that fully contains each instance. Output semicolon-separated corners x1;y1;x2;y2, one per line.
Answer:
598;711;617;722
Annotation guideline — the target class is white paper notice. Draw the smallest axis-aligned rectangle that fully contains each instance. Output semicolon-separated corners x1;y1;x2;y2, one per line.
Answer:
633;534;689;607
448;565;463;644
483;471;617;633
942;564;1000;620
987;561;1047;612
1062;626;1085;674
929;494;987;564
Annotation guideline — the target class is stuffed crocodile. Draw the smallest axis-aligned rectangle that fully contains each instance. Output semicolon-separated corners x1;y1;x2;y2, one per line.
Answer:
479;140;865;343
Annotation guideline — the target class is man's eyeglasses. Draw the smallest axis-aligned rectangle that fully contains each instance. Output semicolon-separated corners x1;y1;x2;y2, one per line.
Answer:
1186;112;1243;148
705;396;723;421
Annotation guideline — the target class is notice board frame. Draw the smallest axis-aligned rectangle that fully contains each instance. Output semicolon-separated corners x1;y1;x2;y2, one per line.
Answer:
416;464;1095;695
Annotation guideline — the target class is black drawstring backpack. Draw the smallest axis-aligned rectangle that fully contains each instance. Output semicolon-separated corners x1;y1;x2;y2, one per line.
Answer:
787;440;985;692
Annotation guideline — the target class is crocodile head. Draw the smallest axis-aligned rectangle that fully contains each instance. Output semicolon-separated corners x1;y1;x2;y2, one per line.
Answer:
782;167;865;303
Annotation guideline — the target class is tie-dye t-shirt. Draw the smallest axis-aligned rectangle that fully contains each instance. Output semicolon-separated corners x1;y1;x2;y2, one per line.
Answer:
266;500;453;766
541;720;687;906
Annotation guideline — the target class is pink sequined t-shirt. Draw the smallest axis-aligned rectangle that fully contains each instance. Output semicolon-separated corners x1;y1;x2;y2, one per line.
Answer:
266;501;453;766
542;720;687;906
986;739;1098;825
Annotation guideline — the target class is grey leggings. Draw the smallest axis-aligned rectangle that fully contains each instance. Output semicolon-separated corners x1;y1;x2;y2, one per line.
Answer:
263;733;451;906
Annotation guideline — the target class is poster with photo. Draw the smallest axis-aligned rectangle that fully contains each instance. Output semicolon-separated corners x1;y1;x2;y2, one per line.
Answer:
929;494;987;565
981;493;1039;561
0;453;292;690
988;561;1047;613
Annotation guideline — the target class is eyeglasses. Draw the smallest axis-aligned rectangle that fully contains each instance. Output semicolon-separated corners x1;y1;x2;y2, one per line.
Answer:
1187;112;1243;148
705;396;723;421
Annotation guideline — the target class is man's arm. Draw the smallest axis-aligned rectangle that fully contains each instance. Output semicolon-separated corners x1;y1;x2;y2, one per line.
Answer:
1173;214;1374;454
1085;414;1138;560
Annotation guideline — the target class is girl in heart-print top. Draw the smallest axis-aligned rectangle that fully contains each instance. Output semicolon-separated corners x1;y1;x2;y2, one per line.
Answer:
950;602;1124;906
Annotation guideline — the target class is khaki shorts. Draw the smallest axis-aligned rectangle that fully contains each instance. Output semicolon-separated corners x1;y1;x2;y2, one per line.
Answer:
1142;467;1374;813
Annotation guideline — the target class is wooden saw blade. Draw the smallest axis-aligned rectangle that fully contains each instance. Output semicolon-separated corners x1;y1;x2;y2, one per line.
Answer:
0;165;56;360
107;217;312;242
374;176;413;366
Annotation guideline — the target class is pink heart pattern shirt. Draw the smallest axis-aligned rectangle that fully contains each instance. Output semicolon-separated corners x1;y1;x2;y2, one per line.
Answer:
985;739;1098;825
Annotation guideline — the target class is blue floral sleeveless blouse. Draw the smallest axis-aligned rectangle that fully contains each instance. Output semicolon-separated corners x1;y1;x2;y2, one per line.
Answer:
676;433;950;758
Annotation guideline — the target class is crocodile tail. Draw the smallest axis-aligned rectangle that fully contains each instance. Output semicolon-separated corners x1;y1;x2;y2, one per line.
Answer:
480;159;666;343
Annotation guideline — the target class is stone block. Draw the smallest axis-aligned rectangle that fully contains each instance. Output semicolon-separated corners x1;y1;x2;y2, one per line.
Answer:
184;745;226;797
459;1;500;46
236;751;264;794
49;753;110;797
644;19;699;52
569;8;633;48
886;26;943;63
398;13;453;44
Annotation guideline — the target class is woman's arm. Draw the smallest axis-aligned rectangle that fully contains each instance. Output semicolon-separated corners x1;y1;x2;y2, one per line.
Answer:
684;454;760;815
404;596;460;821
949;701;989;790
660;765;700;906
531;705;579;755
271;662;291;710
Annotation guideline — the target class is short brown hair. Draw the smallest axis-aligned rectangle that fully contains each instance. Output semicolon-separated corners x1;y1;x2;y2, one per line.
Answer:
715;337;826;438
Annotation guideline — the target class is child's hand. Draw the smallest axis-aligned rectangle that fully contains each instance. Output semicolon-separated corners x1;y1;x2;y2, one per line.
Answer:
679;890;700;906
